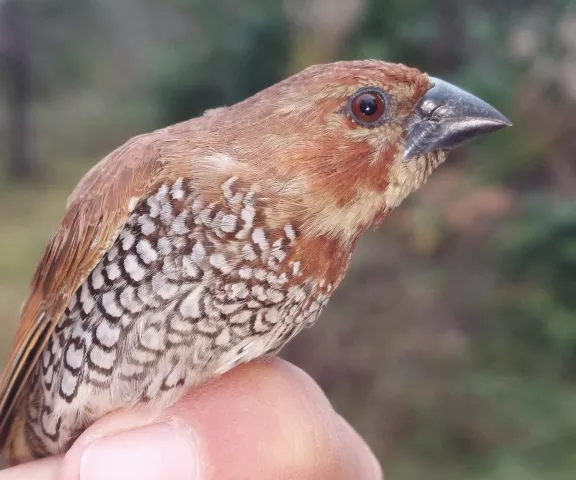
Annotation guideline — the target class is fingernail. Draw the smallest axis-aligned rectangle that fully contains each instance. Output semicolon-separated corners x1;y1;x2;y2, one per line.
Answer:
80;423;200;480
0;457;61;480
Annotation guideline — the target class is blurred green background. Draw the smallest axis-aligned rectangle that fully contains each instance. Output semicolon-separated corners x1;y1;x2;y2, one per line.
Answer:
1;0;575;478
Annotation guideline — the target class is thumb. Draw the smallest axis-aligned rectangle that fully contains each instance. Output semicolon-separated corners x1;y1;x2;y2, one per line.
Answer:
0;358;382;480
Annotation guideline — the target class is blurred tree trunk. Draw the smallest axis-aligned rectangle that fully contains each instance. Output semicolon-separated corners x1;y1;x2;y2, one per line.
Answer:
1;0;34;179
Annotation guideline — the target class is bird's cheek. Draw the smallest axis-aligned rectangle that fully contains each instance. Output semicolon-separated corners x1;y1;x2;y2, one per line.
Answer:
361;141;401;193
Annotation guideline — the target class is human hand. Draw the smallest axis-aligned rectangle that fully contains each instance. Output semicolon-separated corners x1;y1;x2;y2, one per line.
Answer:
0;358;382;479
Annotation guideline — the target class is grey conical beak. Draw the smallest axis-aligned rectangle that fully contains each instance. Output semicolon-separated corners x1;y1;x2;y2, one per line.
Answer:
404;77;512;160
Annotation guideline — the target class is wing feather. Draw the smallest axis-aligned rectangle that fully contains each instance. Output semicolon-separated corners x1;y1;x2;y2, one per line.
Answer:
0;133;168;447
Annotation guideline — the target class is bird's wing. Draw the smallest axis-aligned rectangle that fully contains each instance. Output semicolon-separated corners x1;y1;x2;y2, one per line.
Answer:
0;134;167;447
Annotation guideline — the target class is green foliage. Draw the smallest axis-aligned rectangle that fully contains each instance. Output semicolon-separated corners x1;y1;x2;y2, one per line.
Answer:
449;198;576;479
486;198;576;376
24;0;103;96
151;0;290;123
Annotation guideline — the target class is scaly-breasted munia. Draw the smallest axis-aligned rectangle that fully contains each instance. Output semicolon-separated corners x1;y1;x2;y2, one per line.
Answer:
0;60;510;465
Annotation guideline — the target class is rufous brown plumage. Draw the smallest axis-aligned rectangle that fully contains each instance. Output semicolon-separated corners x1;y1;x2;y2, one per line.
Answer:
0;60;510;465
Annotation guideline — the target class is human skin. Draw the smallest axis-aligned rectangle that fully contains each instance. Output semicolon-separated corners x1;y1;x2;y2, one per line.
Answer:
0;358;383;480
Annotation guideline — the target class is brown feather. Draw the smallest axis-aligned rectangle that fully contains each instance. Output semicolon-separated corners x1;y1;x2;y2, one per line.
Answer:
0;133;167;447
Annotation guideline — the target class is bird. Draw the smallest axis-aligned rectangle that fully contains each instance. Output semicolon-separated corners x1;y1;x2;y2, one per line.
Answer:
0;60;511;465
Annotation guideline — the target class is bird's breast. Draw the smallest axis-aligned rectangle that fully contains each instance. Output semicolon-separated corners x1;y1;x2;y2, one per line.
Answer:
24;175;339;457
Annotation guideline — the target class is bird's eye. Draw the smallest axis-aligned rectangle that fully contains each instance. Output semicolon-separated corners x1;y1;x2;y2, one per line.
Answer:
348;88;387;127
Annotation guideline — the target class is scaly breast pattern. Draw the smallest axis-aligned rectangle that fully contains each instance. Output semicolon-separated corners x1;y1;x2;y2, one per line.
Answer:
24;176;332;457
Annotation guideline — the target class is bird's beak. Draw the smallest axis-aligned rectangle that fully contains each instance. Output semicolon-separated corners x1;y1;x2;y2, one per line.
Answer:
404;77;512;160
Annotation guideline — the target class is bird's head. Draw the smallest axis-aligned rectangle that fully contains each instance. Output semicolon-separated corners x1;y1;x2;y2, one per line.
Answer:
191;60;511;246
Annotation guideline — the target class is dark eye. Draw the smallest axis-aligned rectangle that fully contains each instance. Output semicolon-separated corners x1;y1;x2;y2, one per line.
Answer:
348;88;387;127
